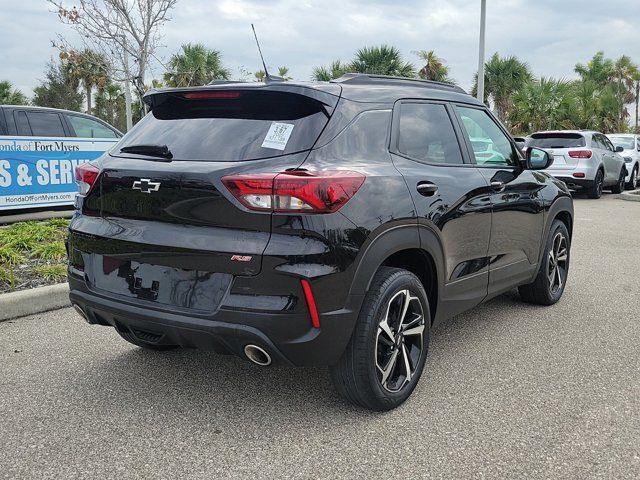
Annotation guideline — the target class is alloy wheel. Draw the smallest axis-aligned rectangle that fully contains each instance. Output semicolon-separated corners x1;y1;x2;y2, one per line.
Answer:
375;289;425;393
547;232;568;295
633;169;638;189
596;171;604;196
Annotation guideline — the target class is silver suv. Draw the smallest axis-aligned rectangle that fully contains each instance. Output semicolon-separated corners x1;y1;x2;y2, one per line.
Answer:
607;133;640;190
525;130;626;198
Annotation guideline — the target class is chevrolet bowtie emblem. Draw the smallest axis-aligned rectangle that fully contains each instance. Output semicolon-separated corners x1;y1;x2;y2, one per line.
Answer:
132;178;161;193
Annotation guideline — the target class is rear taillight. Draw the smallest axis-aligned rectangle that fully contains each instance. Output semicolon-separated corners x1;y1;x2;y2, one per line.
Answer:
568;150;592;158
222;170;365;213
75;163;100;195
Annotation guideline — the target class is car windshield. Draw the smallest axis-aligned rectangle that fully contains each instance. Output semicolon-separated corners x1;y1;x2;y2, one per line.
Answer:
526;133;586;148
114;90;331;162
609;137;635;150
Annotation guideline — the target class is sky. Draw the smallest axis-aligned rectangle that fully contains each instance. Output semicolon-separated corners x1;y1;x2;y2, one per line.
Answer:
1;0;639;97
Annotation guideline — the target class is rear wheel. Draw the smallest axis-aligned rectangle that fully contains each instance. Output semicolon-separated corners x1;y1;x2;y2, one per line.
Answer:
611;168;626;194
330;267;430;411
519;219;570;305
586;169;604;199
116;329;179;351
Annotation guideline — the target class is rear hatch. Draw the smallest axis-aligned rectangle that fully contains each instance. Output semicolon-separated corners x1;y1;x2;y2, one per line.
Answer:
72;85;339;310
526;132;587;170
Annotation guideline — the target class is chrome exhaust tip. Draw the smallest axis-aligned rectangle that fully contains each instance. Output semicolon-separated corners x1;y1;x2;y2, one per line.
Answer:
72;303;89;322
244;344;272;366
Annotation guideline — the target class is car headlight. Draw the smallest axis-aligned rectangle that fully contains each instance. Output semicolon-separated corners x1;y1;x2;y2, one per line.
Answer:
623;156;632;163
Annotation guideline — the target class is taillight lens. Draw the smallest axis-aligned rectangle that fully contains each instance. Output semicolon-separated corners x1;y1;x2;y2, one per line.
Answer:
568;150;592;158
222;170;365;213
75;163;100;195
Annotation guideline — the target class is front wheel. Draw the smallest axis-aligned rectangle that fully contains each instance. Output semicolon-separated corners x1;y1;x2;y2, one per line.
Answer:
330;267;430;411
627;166;638;190
611;168;626;194
519;219;570;305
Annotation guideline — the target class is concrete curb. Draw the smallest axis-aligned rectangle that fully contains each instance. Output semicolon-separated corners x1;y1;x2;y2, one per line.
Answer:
0;282;70;321
620;189;640;202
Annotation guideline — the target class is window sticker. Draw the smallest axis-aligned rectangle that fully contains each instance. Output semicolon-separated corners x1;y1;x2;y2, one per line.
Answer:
262;122;294;150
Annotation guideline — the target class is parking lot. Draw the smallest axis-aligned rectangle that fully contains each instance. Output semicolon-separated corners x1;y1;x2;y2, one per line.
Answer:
1;195;639;479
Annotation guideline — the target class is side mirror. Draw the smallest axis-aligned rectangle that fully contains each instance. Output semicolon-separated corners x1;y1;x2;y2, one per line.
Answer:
526;147;553;170
615;145;624;153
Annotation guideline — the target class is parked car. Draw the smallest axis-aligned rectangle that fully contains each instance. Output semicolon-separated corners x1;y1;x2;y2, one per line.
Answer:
525;130;627;198
0;105;122;212
68;74;573;411
607;133;640;190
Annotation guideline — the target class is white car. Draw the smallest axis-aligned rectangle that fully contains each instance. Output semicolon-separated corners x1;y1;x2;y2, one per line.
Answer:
607;134;640;190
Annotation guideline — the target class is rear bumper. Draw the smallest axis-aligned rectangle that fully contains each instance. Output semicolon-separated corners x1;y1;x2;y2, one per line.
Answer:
68;273;360;367
553;176;593;190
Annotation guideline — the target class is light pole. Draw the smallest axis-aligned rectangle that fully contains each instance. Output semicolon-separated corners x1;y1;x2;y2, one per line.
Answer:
477;0;486;102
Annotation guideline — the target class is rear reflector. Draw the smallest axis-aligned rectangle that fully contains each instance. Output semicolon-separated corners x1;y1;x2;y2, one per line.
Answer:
182;91;242;100
572;172;586;178
222;170;365;213
300;279;321;329
568;150;592;158
75;163;100;195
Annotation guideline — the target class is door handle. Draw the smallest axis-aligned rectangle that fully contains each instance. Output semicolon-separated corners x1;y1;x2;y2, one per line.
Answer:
490;181;505;192
416;182;438;196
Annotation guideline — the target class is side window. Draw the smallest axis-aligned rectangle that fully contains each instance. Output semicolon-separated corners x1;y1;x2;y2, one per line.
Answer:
66;115;118;139
603;136;614;151
397;103;463;164
15;111;32;136
25;111;66;137
456;106;518;166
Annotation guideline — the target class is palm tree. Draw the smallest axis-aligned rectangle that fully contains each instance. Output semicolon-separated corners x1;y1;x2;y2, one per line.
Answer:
631;67;640;132
312;60;348;81
163;44;231;87
575;52;615;86
349;45;415;77
0;81;28;105
413;50;451;83
510;78;575;133
613;55;636;130
62;49;109;115
472;53;532;122
254;70;266;82
277;66;292;80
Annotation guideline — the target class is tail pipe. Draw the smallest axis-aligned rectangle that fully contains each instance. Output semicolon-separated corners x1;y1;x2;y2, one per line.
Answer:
244;344;272;366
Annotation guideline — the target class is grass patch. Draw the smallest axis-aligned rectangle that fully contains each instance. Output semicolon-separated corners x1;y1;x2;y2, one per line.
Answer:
0;218;69;292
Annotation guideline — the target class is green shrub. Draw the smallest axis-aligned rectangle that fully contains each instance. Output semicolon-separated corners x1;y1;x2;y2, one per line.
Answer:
33;264;67;280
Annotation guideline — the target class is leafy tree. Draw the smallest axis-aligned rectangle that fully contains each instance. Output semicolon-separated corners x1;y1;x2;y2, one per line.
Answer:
414;50;452;83
312;60;349;81
613;55;636;130
575;51;615;86
631;67;640;132
0;81;28;105
163;44;231;87
510;78;575;133
254;70;266;82
278;66;292;80
32;61;84;111
472;53;532;122
61;49;109;115
349;45;415;77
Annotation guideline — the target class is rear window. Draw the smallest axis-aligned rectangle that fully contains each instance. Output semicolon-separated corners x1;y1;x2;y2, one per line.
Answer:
526;133;585;148
115;90;331;161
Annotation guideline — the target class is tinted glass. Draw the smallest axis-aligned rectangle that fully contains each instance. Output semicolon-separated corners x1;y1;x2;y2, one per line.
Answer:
67;115;118;138
25;112;66;136
15;111;31;136
456;107;517;166
116;91;330;161
609;136;635;149
526;133;586;148
397;103;463;164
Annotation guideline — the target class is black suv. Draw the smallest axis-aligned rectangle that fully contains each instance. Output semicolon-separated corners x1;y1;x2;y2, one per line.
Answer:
68;74;573;410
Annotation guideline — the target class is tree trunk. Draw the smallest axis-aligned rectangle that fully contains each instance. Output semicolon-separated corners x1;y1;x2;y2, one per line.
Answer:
85;85;92;115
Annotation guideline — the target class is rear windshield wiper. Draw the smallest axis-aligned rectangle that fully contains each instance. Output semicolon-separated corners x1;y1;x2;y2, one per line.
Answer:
119;144;173;160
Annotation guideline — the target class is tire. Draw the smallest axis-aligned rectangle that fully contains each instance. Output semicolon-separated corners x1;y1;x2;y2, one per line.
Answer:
611;168;626;194
116;329;179;351
519;219;570;305
329;267;430;411
586;169;604;199
627;165;638;190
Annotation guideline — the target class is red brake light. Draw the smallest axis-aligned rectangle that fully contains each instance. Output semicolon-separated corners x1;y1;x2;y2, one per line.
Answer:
568;150;592;158
221;170;365;213
75;163;100;195
182;91;241;100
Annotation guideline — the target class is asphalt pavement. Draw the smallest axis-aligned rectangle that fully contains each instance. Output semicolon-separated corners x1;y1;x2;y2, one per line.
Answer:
1;195;639;479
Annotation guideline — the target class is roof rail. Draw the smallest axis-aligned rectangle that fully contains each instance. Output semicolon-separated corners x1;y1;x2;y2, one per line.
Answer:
331;73;466;93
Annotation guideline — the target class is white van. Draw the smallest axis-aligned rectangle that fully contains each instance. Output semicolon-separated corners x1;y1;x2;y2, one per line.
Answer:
0;105;122;211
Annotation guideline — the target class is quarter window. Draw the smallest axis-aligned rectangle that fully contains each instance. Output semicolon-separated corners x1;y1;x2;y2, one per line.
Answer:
456;106;518;167
66;115;118;138
397;103;463;164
